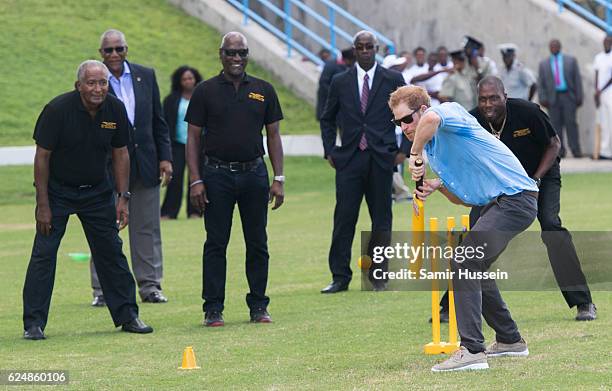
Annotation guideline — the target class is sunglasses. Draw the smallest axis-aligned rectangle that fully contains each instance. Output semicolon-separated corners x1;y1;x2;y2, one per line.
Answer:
354;43;375;51
102;46;126;54
391;108;420;126
223;49;249;58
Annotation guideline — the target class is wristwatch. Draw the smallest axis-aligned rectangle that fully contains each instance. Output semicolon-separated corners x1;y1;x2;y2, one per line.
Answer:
532;177;541;188
273;175;285;183
118;191;132;200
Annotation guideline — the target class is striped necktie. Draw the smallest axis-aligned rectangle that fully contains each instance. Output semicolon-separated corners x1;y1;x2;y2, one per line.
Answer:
359;73;369;150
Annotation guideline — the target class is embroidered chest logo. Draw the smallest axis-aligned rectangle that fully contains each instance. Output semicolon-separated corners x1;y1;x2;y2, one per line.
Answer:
248;92;265;102
101;121;117;130
513;128;531;138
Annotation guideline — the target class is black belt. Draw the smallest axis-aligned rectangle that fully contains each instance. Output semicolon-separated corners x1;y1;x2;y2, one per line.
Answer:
205;156;262;172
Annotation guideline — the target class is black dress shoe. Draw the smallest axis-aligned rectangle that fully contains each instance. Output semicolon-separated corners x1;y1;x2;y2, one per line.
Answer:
321;281;348;294
91;295;106;307
121;318;153;334
23;326;45;340
143;291;168;303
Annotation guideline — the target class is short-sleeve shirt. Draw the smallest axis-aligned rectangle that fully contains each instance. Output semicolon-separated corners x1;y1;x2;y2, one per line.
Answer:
424;102;538;206
439;67;478;110
33;90;129;186
593;51;612;90
470;98;559;178
499;60;536;100
185;72;283;162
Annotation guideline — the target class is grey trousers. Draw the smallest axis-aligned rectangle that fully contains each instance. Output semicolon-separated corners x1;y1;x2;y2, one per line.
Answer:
454;191;537;353
91;176;164;299
548;93;581;156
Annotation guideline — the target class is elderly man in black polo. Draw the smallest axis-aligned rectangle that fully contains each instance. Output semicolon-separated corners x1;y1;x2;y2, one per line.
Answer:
22;60;152;340
185;32;285;327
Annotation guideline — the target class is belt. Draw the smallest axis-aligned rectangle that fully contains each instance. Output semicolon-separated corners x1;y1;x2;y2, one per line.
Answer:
205;156;262;172
523;190;539;198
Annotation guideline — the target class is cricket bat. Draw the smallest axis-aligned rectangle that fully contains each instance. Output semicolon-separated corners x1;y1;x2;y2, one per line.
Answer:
410;158;425;274
593;123;601;160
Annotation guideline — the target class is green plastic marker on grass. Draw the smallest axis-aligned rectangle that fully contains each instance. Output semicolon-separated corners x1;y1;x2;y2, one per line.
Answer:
68;252;90;262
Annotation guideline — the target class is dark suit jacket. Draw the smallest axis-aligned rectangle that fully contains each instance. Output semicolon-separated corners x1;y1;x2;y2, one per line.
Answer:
109;61;172;188
320;65;406;171
316;60;347;120
537;54;583;106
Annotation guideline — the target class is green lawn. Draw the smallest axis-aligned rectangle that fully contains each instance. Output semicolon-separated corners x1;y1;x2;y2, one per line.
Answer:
0;0;318;146
0;158;610;390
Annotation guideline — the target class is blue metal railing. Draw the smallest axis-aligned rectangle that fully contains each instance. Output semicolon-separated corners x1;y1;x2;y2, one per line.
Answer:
227;0;396;66
557;0;612;33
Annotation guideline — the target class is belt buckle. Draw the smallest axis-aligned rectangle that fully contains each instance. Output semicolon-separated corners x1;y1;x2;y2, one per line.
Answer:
78;184;92;189
229;162;240;172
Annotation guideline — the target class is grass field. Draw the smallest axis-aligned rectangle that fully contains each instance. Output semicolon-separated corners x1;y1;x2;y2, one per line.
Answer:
0;0;318;146
0;158;610;390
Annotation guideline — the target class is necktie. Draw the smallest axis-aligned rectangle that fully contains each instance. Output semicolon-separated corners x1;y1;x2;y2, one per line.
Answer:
553;57;561;87
359;73;369;150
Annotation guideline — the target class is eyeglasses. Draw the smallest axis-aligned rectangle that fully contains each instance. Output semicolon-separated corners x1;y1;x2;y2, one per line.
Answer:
391;108;420;126
223;49;249;58
102;46;126;54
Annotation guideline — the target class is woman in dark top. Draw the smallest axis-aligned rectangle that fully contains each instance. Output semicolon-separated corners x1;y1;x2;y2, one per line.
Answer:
160;65;203;219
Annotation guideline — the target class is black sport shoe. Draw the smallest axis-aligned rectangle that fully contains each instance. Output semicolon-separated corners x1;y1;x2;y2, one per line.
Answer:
250;308;272;323
576;303;597;321
428;310;449;324
204;311;224;327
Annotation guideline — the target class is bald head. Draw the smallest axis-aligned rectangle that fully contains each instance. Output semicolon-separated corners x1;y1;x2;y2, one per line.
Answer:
478;76;505;95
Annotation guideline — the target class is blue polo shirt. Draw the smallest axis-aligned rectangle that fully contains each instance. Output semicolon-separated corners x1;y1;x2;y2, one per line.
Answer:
424;102;538;206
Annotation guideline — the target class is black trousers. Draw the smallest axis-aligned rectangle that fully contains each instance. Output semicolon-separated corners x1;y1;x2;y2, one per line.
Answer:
23;180;138;330
201;159;270;313
440;174;592;311
160;142;197;218
328;150;393;285
548;93;581;157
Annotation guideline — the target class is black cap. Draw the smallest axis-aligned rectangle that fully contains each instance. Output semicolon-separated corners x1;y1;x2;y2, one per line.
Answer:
498;43;518;57
449;49;465;60
463;35;483;52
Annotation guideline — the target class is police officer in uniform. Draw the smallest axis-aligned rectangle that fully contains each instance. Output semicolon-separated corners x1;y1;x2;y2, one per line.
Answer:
438;50;480;110
436;76;596;322
22;60;153;340
185;32;285;327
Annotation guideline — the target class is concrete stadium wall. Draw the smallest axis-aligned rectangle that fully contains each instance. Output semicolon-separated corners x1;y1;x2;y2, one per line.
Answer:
301;0;606;154
168;0;319;105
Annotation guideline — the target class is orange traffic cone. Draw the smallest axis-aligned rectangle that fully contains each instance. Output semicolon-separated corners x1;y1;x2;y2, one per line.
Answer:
178;346;200;370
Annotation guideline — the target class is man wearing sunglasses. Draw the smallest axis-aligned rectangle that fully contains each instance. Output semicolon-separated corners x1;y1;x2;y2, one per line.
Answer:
389;85;539;372
320;30;407;294
185;32;284;327
89;29;172;307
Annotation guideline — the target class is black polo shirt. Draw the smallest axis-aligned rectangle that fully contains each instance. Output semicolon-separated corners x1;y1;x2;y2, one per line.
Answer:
185;72;283;162
33;90;129;186
470;98;560;178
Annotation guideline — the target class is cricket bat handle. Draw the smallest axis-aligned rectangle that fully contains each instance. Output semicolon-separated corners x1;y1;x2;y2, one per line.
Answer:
414;158;424;199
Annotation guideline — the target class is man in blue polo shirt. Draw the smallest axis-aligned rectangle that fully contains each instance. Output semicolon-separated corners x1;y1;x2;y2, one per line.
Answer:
388;85;538;372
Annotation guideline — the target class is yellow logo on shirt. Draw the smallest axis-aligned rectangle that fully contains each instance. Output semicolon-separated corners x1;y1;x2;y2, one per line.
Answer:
101;121;117;130
513;128;531;138
248;92;265;102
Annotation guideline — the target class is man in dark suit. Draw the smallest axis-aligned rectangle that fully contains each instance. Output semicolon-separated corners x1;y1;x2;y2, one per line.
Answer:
320;30;406;293
538;39;583;158
90;29;173;306
316;48;355;121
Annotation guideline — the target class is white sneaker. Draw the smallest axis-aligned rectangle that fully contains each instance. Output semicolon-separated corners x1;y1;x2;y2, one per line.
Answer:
431;346;489;372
